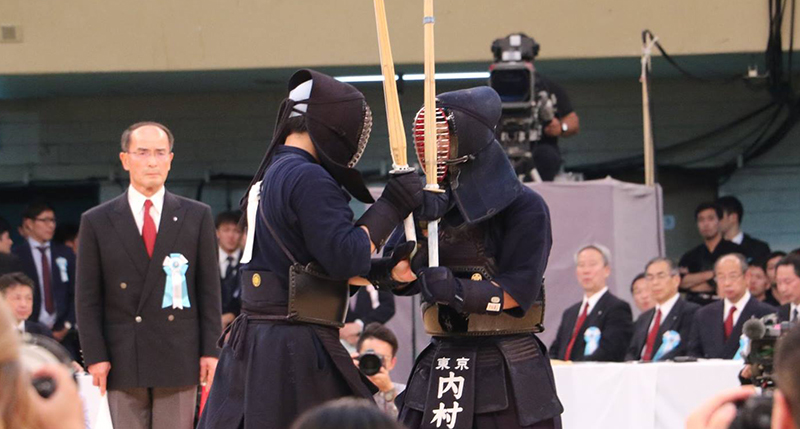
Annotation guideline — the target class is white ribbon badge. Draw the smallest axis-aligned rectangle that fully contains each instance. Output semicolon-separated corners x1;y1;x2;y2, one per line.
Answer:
55;257;69;282
653;330;681;362
239;180;262;264
584;326;601;356
162;253;190;309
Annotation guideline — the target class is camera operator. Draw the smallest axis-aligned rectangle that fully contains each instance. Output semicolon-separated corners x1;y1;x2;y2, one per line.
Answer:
686;323;800;429
532;71;580;182
353;323;404;418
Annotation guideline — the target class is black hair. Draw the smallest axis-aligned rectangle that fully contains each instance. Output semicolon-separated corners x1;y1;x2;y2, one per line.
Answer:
764;251;788;271
0;216;10;236
290;398;404;429
0;272;35;294
694;202;723;220
121;121;175;152
630;273;646;293
357;323;398;357
54;223;79;244
776;254;800;278
716;195;744;224
215;211;243;230
22;202;54;221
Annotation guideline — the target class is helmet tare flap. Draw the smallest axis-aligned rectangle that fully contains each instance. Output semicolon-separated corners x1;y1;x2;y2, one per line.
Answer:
413;106;451;184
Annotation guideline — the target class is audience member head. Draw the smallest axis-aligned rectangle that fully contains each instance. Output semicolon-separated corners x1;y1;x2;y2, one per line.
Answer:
630;273;654;312
215;211;243;255
575;244;611;297
773;325;800;429
645;257;681;305
695;202;723;242
120;122;175;197
356;323;398;373
766;251;788;284
714;253;749;303
0;301;38;428
21;203;56;244
746;262;771;302
775;255;800;306
0;216;12;254
716;196;743;239
0;273;35;324
290;398;404;429
54;224;79;255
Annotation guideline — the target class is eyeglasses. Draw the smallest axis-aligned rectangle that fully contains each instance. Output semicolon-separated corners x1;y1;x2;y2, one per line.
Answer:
715;273;743;283
34;217;56;225
645;272;673;281
127;149;171;160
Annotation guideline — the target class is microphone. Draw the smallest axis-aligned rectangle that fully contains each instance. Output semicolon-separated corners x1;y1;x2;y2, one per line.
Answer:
743;318;766;340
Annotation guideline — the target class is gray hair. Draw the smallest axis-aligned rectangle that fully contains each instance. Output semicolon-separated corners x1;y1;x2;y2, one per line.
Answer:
714;253;748;274
575;243;612;267
644;257;680;276
121;121;175;152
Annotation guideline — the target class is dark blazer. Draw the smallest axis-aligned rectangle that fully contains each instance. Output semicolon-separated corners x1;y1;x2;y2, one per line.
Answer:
24;320;54;338
777;303;794;323
344;287;395;325
76;190;222;389
549;291;633;362
12;240;76;332
739;234;771;264
687;296;776;359
0;252;22;275
625;297;700;361
220;257;241;316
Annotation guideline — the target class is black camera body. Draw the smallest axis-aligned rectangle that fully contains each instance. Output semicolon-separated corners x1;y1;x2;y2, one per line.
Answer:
358;349;384;376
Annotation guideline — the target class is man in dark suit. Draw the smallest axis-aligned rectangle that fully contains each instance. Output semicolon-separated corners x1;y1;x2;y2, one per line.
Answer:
340;285;396;348
76;122;222;429
12;203;76;347
688;253;776;359
0;216;22;276
626;258;699;361
717;196;771;263
0;272;54;338
550;244;633;362
215;211;243;328
775;254;800;323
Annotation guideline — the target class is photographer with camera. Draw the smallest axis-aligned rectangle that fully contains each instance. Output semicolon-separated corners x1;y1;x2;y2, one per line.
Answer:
353;323;404;418
686;323;800;429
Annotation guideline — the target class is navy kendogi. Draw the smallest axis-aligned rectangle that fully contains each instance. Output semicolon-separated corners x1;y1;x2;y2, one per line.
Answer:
390;87;563;429
198;70;422;429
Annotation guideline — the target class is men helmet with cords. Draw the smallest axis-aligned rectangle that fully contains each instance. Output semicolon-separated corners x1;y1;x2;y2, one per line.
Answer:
414;86;522;224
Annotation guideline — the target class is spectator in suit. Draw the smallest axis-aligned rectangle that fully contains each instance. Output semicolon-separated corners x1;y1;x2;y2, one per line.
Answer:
630;272;654;313
0;217;22;275
717;196;771;263
679;202;743;304
0;272;53;338
775;254;800;323
766;251;788;305
11;203;76;347
340;286;395;349
626;258;699;361
215;211;243;328
76;122;222;429
550;244;633;362
687;253;775;359
747;261;780;307
54;223;80;256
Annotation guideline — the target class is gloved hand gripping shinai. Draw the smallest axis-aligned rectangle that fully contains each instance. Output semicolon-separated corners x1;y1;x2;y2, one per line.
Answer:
356;170;423;248
366;241;417;291
418;266;504;315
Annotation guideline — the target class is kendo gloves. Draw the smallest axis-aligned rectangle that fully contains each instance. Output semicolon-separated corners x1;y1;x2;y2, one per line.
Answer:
418;267;504;315
357;170;423;248
366;241;417;291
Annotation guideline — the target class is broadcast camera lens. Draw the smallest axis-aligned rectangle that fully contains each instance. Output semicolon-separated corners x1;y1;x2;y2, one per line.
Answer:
358;350;384;376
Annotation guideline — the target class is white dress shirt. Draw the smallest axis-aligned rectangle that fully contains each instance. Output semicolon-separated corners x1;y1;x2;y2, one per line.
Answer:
219;247;242;276
731;231;744;245
128;185;165;234
647;292;680;333
27;237;56;329
17;320;25;334
581;286;608;317
723;290;751;327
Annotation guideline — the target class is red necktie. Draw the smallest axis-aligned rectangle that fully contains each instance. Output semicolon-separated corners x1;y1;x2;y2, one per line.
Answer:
142;199;157;258
37;246;54;314
642;309;662;362
565;302;589;361
724;306;737;340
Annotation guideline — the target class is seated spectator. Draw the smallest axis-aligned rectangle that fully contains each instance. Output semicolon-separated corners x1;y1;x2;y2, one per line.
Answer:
53;224;79;256
550;244;632;362
626;258;699;361
687;254;775;359
341;285;395;350
747;260;780;307
0;273;53;338
0;216;22;275
631;272;654;313
775;254;800;323
679;202;744;305
717;196;771;263
290;398;404;429
215;210;243;328
766;251;789;304
355;323;404;418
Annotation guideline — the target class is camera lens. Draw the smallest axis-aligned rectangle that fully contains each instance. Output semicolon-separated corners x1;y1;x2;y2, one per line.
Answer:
358;351;383;376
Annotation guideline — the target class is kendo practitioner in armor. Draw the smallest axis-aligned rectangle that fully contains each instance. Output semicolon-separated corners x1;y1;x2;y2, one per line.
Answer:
198;69;425;429
388;87;564;429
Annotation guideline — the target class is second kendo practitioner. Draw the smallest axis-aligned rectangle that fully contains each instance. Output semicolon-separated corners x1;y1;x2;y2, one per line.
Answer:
198;70;425;429
389;87;564;429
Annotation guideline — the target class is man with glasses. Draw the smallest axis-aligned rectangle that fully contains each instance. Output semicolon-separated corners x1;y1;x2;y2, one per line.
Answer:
625;258;699;361
687;253;775;359
76;122;222;429
12;202;76;346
